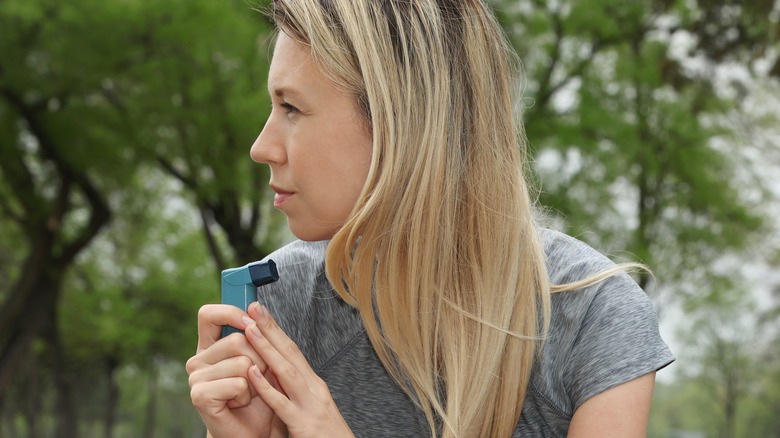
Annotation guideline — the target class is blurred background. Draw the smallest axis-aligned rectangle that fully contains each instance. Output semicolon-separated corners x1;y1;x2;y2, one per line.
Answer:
0;0;778;437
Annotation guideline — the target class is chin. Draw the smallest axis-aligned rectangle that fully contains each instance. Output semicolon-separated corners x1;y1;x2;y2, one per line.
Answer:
288;220;337;242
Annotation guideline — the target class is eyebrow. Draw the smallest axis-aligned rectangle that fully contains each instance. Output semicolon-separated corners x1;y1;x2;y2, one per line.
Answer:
270;86;304;100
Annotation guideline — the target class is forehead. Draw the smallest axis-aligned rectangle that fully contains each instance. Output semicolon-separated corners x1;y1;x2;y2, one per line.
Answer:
267;33;320;95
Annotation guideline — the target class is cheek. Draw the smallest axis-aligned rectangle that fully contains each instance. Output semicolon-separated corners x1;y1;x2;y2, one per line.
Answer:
343;137;372;197
317;144;371;220
292;116;371;223
321;165;365;214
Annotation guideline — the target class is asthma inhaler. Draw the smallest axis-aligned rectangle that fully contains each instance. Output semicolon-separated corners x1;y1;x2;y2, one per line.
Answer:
220;260;279;337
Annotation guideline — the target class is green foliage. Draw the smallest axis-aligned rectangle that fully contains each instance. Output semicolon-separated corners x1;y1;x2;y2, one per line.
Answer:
649;360;780;438
739;363;780;437
494;0;776;304
60;168;215;366
649;380;721;437
0;0;282;435
107;0;282;265
493;1;779;436
0;0;777;436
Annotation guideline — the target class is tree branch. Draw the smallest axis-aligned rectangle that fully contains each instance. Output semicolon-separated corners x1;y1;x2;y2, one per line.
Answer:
57;173;111;267
2;86;111;268
157;156;198;189
198;205;226;272
0;89;52;228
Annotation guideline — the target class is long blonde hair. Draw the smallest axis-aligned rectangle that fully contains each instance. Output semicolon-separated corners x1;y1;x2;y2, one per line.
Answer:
272;1;549;436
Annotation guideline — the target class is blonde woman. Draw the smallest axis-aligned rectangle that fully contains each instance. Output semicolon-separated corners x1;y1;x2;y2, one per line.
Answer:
186;0;674;437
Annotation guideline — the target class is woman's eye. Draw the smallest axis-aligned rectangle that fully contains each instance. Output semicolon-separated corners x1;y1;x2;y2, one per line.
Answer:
280;102;299;114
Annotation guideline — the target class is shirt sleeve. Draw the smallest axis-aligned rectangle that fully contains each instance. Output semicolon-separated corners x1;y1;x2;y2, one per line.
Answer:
562;271;675;411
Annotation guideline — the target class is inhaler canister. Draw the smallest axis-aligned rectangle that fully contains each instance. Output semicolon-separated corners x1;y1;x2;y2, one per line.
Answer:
220;260;279;337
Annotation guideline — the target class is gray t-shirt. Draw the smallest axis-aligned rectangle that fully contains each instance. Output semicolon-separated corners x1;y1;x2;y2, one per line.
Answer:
256;229;674;437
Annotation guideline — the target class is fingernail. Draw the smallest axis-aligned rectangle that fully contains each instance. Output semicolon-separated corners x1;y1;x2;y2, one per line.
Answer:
248;322;263;338
251;364;263;378
259;305;270;318
242;315;254;327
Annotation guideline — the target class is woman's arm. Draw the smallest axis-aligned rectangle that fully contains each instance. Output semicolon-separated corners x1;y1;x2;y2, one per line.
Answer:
567;372;656;438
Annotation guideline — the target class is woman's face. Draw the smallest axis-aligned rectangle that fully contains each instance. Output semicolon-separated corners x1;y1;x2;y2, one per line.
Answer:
251;33;372;241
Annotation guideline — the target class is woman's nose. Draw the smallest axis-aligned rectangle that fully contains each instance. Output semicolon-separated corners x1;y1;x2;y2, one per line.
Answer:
250;119;285;165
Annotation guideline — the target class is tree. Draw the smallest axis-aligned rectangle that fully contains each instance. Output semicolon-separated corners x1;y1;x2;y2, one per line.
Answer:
491;2;779;433
0;0;282;435
1;0;776;435
103;0;285;270
683;288;758;438
0;0;133;433
58;167;215;437
492;0;777;309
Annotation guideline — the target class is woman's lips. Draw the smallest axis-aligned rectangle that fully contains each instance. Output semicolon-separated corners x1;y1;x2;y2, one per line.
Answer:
271;186;294;208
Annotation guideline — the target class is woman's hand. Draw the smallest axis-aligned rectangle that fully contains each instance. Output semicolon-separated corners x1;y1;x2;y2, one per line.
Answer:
186;304;287;438
244;301;355;438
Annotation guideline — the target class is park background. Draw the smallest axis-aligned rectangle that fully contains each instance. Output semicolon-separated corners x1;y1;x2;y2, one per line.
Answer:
1;0;778;437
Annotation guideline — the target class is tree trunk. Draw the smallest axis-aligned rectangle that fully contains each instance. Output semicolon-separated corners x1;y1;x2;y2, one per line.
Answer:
0;235;58;394
143;363;159;438
722;375;737;438
0;88;111;397
104;356;120;438
22;351;41;438
0;393;17;438
46;315;78;438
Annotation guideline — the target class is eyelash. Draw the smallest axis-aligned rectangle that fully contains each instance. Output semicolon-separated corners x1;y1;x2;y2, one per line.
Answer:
280;102;299;115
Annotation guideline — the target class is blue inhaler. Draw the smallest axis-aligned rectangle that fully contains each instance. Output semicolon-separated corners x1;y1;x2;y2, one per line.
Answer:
220;260;279;337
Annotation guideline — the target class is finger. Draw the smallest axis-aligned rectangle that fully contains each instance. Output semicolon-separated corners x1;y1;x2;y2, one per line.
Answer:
196;304;255;353
245;320;325;405
189;331;268;373
188;355;265;406
186;340;269;409
265;368;288;398
190;376;251;415
247;303;318;383
247;364;297;423
189;355;257;390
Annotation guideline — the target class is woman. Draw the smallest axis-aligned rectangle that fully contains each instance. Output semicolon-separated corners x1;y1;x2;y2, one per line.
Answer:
186;1;674;437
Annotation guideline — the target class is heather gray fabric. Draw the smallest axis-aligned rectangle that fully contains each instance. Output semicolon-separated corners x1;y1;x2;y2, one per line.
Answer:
255;229;674;437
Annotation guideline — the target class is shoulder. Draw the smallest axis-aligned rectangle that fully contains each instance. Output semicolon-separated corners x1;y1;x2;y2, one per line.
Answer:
257;240;364;371
258;239;332;321
518;229;674;431
538;228;657;357
264;239;329;272
539;228;654;336
538;229;660;337
539;228;618;284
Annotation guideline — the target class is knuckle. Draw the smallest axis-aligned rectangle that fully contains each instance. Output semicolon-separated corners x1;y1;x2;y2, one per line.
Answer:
197;305;212;320
281;341;301;358
260;316;276;331
234;376;249;393
185;355;199;374
187;367;205;389
317;378;329;392
321;396;337;410
314;378;332;399
282;364;300;380
225;332;246;349
236;355;253;370
190;385;205;407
